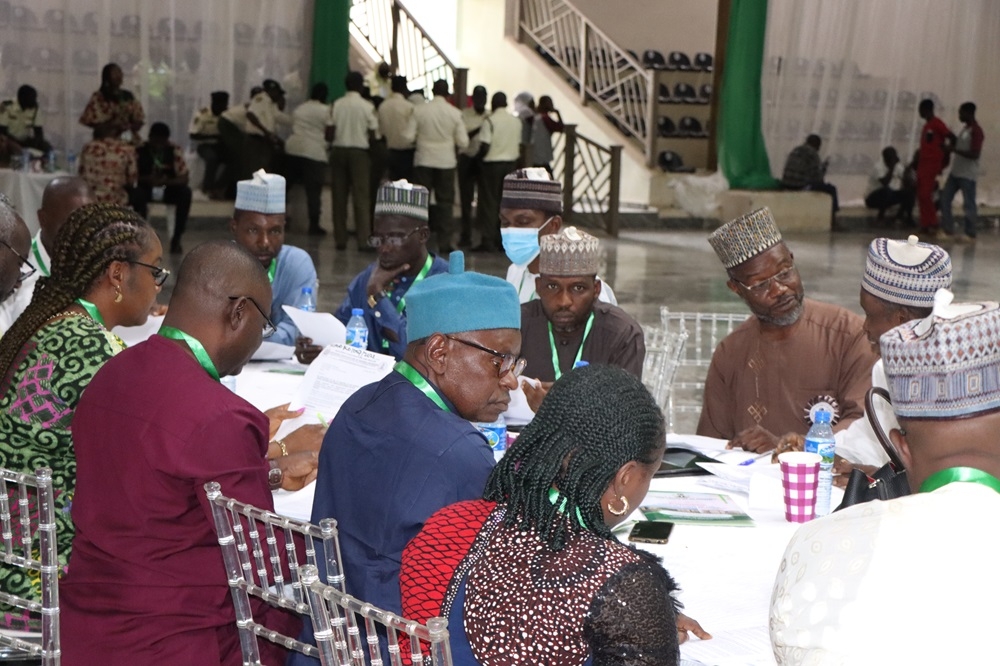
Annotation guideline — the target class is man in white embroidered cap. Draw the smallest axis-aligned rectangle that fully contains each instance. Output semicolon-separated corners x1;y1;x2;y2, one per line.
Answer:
229;169;317;346
770;290;1000;664
698;207;877;452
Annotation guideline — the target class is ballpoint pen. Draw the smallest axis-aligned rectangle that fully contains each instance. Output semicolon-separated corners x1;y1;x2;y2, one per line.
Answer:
739;449;776;466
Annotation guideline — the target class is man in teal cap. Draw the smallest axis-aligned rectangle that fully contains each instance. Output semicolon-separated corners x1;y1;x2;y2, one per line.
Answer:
291;251;522;665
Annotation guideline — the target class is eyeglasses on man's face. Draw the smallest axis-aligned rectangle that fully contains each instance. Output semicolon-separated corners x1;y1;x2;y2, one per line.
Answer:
446;335;526;379
734;265;798;296
229;295;277;338
368;227;421;248
0;240;36;282
128;260;170;287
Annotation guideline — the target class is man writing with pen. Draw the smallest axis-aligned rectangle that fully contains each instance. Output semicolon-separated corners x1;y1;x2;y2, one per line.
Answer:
295;180;449;363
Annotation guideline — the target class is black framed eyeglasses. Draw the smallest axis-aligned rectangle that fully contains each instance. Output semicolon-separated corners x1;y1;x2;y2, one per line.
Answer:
446;335;526;379
229;295;277;338
128;260;170;286
0;240;36;282
367;227;422;248
734;265;798;296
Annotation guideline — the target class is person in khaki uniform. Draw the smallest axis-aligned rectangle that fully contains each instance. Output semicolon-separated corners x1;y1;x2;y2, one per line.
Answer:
328;72;378;250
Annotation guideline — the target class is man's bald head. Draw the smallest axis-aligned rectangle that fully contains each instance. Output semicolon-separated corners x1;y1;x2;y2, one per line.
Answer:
38;177;93;252
0;203;31;303
165;241;272;377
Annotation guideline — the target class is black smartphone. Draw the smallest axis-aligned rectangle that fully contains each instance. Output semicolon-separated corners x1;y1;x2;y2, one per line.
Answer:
628;521;674;544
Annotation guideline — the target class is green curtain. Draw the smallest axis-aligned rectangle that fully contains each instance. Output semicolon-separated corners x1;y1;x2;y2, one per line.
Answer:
718;0;778;189
311;0;351;99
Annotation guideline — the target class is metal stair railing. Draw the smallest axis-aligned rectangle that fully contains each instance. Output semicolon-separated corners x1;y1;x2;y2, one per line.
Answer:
550;124;622;237
516;0;652;161
349;0;468;101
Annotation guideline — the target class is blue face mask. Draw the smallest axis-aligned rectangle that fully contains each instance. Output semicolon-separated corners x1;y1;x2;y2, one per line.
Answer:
501;217;554;266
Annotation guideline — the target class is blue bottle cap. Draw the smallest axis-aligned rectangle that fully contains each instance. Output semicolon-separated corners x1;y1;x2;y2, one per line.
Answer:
351;308;363;316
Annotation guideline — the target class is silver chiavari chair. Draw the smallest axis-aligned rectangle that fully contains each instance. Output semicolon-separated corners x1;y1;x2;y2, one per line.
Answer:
301;565;452;666
641;326;689;430
0;467;60;665
204;481;352;665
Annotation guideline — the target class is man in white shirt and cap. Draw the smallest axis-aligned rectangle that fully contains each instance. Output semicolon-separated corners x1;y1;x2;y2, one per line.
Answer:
771;289;1000;665
329;71;378;251
229;169;317;346
379;76;416;181
500;168;617;305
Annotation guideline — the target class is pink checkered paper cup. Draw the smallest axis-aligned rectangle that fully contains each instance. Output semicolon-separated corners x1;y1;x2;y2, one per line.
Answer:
778;452;821;523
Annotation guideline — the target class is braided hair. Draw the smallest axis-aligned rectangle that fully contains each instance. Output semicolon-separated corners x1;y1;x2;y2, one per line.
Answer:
484;364;665;551
0;203;151;381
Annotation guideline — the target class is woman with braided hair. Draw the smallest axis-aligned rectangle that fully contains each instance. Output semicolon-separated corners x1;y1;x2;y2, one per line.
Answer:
0;202;164;629
402;364;708;666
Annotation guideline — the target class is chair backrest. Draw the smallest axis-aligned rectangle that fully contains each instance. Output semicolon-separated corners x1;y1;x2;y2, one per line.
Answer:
642;327;688;422
300;565;452;666
0;467;60;665
204;482;349;665
659;307;749;432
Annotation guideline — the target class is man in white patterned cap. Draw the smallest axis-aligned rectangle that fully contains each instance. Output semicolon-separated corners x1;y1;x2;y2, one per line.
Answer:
229;169;317;346
516;226;643;412
295;180;450;362
698;207;876;451
771;290;1000;665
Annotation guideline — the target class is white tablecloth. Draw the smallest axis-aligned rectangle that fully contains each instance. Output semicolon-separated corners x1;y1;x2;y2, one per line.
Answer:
0;169;69;233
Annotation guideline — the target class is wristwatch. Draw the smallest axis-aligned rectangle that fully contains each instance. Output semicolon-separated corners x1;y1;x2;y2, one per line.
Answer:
268;461;283;490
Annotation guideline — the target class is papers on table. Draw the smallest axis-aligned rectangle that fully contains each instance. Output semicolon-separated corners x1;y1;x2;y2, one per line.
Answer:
112;314;164;347
641;491;753;526
281;305;346;347
273;344;395;440
680;626;774;666
251;340;295;361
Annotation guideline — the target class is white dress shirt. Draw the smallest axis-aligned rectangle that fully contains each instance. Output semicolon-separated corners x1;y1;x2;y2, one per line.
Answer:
329;91;378;149
245;93;289;136
834;359;894;467
409;96;468;169
378;93;415;150
480;109;523;162
0;231;48;333
460;107;488;157
285;100;332;162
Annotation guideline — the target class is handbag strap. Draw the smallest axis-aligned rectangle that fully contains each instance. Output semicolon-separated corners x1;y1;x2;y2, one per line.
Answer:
865;386;906;470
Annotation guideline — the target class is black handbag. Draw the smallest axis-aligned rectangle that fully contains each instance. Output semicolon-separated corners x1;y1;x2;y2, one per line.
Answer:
835;387;911;511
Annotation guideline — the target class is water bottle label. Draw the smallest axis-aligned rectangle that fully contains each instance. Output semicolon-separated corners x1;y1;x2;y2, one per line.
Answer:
474;422;507;453
817;441;835;466
346;329;368;348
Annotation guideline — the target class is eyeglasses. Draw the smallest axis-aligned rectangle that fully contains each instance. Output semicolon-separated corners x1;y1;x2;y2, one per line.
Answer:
128;260;170;286
734;265;798;296
367;228;422;248
446;335;526;379
0;240;36;282
229;295;277;338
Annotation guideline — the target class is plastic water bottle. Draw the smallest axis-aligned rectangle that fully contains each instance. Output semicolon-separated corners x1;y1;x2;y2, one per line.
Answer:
804;409;836;517
221;375;238;393
345;308;368;349
66;150;77;174
474;414;508;461
296;286;316;312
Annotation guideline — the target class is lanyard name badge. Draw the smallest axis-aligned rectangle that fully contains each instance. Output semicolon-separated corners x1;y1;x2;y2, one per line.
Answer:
381;255;434;350
394;360;451;412
548;312;595;381
159;326;221;381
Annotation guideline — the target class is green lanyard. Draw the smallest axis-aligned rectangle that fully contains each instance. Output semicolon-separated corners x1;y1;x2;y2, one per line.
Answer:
548;312;595;381
919;467;1000;494
159;326;221;381
381;255;435;350
395;254;434;314
74;298;106;327
547;488;587;528
31;238;49;277
266;258;277;284
394;360;450;412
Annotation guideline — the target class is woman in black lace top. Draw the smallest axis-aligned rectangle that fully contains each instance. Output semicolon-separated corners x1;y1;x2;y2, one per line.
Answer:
402;364;708;665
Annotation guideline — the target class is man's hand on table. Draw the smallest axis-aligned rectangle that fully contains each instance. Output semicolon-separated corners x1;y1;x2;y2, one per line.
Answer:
274;451;319;491
726;426;779;453
522;379;553;413
677;612;712;645
294;336;322;365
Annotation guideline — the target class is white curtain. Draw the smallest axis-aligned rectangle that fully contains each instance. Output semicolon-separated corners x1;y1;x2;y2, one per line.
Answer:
0;0;313;156
762;0;1000;206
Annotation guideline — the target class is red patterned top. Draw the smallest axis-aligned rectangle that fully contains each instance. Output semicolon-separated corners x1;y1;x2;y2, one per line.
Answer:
79;89;145;134
79;137;137;206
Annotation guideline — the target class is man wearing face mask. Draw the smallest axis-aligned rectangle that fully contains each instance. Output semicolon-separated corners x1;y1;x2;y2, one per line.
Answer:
500;168;617;305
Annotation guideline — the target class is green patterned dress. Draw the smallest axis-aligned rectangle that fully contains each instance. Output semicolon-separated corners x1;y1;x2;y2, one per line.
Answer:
0;313;125;629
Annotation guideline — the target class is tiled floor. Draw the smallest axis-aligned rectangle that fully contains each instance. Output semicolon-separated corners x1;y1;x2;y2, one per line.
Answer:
160;211;999;327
